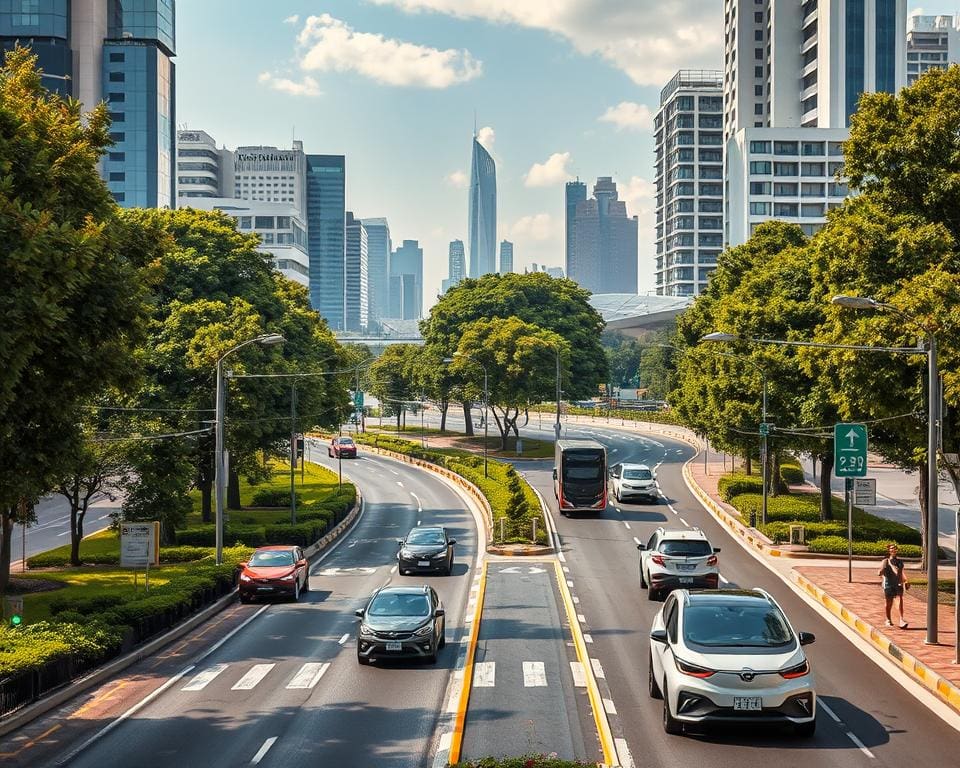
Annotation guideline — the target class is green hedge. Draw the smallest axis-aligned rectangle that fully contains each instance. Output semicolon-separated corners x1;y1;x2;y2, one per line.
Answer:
806;536;923;558
557;404;683;427
0;620;124;677
175;517;335;548
717;474;763;502
453;757;597;768
760;519;922;546
251;488;302;507
779;458;805;486
28;545;211;569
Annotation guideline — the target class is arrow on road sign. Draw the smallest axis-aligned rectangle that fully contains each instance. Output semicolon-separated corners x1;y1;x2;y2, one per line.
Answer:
844;428;859;448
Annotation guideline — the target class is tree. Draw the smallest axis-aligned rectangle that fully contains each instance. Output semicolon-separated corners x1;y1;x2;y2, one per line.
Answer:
411;345;458;432
451;317;570;449
0;49;153;594
368;345;421;429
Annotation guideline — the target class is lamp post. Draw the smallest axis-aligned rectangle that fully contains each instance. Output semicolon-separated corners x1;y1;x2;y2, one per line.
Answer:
445;354;489;477
555;347;562;442
214;333;285;565
701;333;769;528
832;295;940;645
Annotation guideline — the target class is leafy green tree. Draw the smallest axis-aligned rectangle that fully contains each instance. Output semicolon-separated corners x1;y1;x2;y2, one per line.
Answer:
0;49;153;593
368;345;421;429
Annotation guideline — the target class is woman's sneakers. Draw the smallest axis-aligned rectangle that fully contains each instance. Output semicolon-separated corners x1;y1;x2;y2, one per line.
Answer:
899;621;909;629
885;620;894;627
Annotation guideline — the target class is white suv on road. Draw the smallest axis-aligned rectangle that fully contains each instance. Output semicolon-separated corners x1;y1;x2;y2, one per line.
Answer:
649;588;817;737
609;462;658;503
638;527;720;601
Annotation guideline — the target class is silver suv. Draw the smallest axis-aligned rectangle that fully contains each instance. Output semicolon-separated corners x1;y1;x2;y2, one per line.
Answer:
638;527;720;601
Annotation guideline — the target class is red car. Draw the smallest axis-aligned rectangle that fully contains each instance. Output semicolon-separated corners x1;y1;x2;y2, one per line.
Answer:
238;546;310;603
328;436;357;458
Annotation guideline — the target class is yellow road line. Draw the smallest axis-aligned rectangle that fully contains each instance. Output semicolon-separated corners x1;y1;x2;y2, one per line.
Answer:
553;560;617;767
0;723;62;758
69;680;130;719
447;560;487;765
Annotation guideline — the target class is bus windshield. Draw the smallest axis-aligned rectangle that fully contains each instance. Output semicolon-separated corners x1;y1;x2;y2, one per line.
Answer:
562;451;604;483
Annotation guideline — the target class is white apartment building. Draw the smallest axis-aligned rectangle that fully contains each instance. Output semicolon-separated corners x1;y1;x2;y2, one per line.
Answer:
907;14;960;85
232;143;307;216
185;198;310;288
723;0;906;247
176;130;233;200
655;70;724;297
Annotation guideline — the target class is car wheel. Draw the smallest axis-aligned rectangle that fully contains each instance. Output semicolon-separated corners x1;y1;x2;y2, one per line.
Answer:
662;684;682;735
794;719;816;738
648;650;662;699
648;585;660;601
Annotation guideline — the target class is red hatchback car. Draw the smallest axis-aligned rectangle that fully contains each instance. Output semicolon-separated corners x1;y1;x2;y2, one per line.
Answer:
329;436;357;458
238;546;310;603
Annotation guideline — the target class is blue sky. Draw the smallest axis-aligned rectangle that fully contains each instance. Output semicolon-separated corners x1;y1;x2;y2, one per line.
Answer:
177;1;943;309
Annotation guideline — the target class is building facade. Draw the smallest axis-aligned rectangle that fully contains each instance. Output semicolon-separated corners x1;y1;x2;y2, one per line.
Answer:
361;218;391;329
442;239;466;295
564;181;587;281
1;1;177;208
176;129;232;200
468;135;497;278
305;154;346;328
499;240;514;274
655;70;724;297
345;212;369;332
907;15;960;85
567;178;639;295
389;239;423;320
232;142;306;213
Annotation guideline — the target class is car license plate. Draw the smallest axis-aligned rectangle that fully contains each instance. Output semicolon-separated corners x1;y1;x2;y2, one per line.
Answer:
734;697;762;711
257;587;273;592
418;560;430;567
385;641;402;651
679;577;693;584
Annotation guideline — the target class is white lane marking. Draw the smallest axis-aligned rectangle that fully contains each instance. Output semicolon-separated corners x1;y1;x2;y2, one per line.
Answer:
846;731;876;759
611;448;618;453
577;613;587;624
614;738;635;768
286;662;330;689
570;661;587;687
572;595;580;604
97;514;111;521
562;566;570;573
56;530;70;537
633;536;642;546
338;633;349;645
438;731;453;751
583;633;594;644
523;661;548;687
603;698;618;714
389;468;400;476
417;520;421;526
614;506;621;514
566;580;574;587
719;574;729;585
655;462;663;469
624;521;631;530
819;700;842;722
591;658;605;679
819;699;875;758
182;663;229;691
390;565;398;574
679;517;689;527
473;661;496;687
396;481;404;487
410;492;423;511
231;664;275;691
251;736;278;765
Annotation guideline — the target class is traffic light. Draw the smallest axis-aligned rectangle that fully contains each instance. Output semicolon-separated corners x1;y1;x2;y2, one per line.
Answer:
5;597;23;627
10;612;22;627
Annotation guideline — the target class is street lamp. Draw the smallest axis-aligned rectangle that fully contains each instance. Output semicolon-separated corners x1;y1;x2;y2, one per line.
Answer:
214;333;285;565
832;295;940;646
554;347;562;442
444;354;489;477
700;334;769;528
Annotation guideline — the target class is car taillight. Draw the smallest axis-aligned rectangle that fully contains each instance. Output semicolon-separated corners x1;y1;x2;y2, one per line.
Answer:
779;660;810;679
675;658;715;678
651;555;666;566
707;555;718;566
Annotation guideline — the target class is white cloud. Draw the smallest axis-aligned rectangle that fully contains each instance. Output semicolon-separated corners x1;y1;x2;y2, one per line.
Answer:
510;213;556;242
294;14;482;88
477;125;495;149
257;72;322;97
524;152;573;188
369;0;720;86
284;14;300;24
445;169;468;188
616;175;657;216
599;101;654;132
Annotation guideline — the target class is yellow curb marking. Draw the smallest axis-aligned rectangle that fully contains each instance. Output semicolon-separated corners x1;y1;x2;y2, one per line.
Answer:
447;560;488;764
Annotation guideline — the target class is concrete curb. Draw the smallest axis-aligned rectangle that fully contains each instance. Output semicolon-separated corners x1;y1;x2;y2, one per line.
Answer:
791;570;960;715
0;493;363;738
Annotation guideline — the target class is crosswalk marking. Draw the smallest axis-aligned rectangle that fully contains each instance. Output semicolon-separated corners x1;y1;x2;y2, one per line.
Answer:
181;664;228;691
473;661;496;687
570;661;587;687
231;664;275;691
522;661;547;687
286;662;330;689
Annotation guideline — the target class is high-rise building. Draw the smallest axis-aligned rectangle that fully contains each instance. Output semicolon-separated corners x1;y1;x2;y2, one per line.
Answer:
176;130;233;200
1;1;176;208
233;142;306;214
389;239;423;320
468;135;497;278
567;178;638;295
564;181;587;280
722;0;906;247
907;15;960;85
305;154;346;328
654;70;724;297
442;239;466;294
361;218;391;328
345;212;369;332
499;240;514;274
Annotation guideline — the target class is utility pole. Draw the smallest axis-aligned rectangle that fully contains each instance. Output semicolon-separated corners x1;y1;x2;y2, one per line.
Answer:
290;382;297;525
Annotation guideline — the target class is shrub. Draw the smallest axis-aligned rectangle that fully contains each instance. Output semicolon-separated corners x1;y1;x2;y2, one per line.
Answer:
718;474;763;502
779;459;805;486
251;488;301;507
175;524;267;548
452;755;598;767
807;536;923;558
50;593;125;616
264;521;326;548
159;546;213;563
28;551;121;568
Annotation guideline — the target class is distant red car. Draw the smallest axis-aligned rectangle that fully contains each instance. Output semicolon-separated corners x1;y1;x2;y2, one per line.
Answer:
329;436;357;458
238;546;309;603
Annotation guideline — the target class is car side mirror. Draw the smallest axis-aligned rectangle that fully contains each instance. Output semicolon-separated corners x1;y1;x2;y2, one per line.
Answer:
650;628;668;644
552;468;557;480
396;539;404;546
354;608;364;618
448;539;457;545
713;547;721;554
798;631;816;646
434;608;445;618
636;543;646;551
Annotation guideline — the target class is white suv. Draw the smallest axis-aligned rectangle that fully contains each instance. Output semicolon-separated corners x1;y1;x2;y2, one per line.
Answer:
609;462;658;503
638;527;720;601
649;588;817;737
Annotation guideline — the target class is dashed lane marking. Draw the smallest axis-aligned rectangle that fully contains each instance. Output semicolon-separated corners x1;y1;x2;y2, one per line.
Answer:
679;517;689;527
338;633;349;645
633;537;642;546
570;661;587;687
473;662;496;687
819;700;875;759
614;738;635;768
251;737;278;765
396;481;404;487
623;521;631;530
522;661;548;687
591;658;605;679
603;698;618;715
410;492;423;511
583;633;594;644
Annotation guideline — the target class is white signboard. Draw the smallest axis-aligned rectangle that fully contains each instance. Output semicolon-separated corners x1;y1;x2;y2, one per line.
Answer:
853;478;877;507
120;522;159;567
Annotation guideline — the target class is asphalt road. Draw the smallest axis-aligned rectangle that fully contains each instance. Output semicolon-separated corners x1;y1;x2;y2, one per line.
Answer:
11;494;118;565
57;447;480;768
517;420;960;767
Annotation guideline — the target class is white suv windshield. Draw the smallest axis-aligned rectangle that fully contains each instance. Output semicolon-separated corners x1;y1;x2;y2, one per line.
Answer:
659;540;712;556
683;602;794;647
623;469;652;480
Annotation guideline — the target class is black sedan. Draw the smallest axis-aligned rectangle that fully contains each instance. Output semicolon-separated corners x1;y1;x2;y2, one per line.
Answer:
396;525;456;575
355;585;445;664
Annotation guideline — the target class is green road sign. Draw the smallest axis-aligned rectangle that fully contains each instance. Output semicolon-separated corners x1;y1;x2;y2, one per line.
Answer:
353;390;364;409
834;423;867;478
759;422;770;437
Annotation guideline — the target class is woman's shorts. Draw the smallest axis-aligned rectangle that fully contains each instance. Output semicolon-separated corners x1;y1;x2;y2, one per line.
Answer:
884;585;903;598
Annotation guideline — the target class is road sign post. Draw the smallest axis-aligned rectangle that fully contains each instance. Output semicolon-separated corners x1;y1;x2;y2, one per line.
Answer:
121;522;160;592
834;423;868;478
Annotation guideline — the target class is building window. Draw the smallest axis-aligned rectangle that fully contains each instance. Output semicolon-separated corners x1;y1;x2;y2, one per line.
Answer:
239;217;252;229
754;103;764;114
801;203;825;217
774;162;798;176
750;201;771;215
749;161;772;174
774;141;799;155
801;162;825;176
109;112;125;123
109;132;124;142
773;202;799;217
754;66;763;77
109;172;125;182
755;84;763;96
801;182;825;196
828;161;844;176
109;152;125;162
749;140;771;153
755;47;763;59
774;182;798;195
109;71;125;82
109;52;125;62
828;141;844;156
254;216;274;229
749;181;771;194
801;141;825;156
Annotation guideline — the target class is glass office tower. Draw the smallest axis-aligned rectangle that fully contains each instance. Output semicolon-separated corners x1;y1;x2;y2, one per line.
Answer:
468;135;497;278
306;154;346;329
